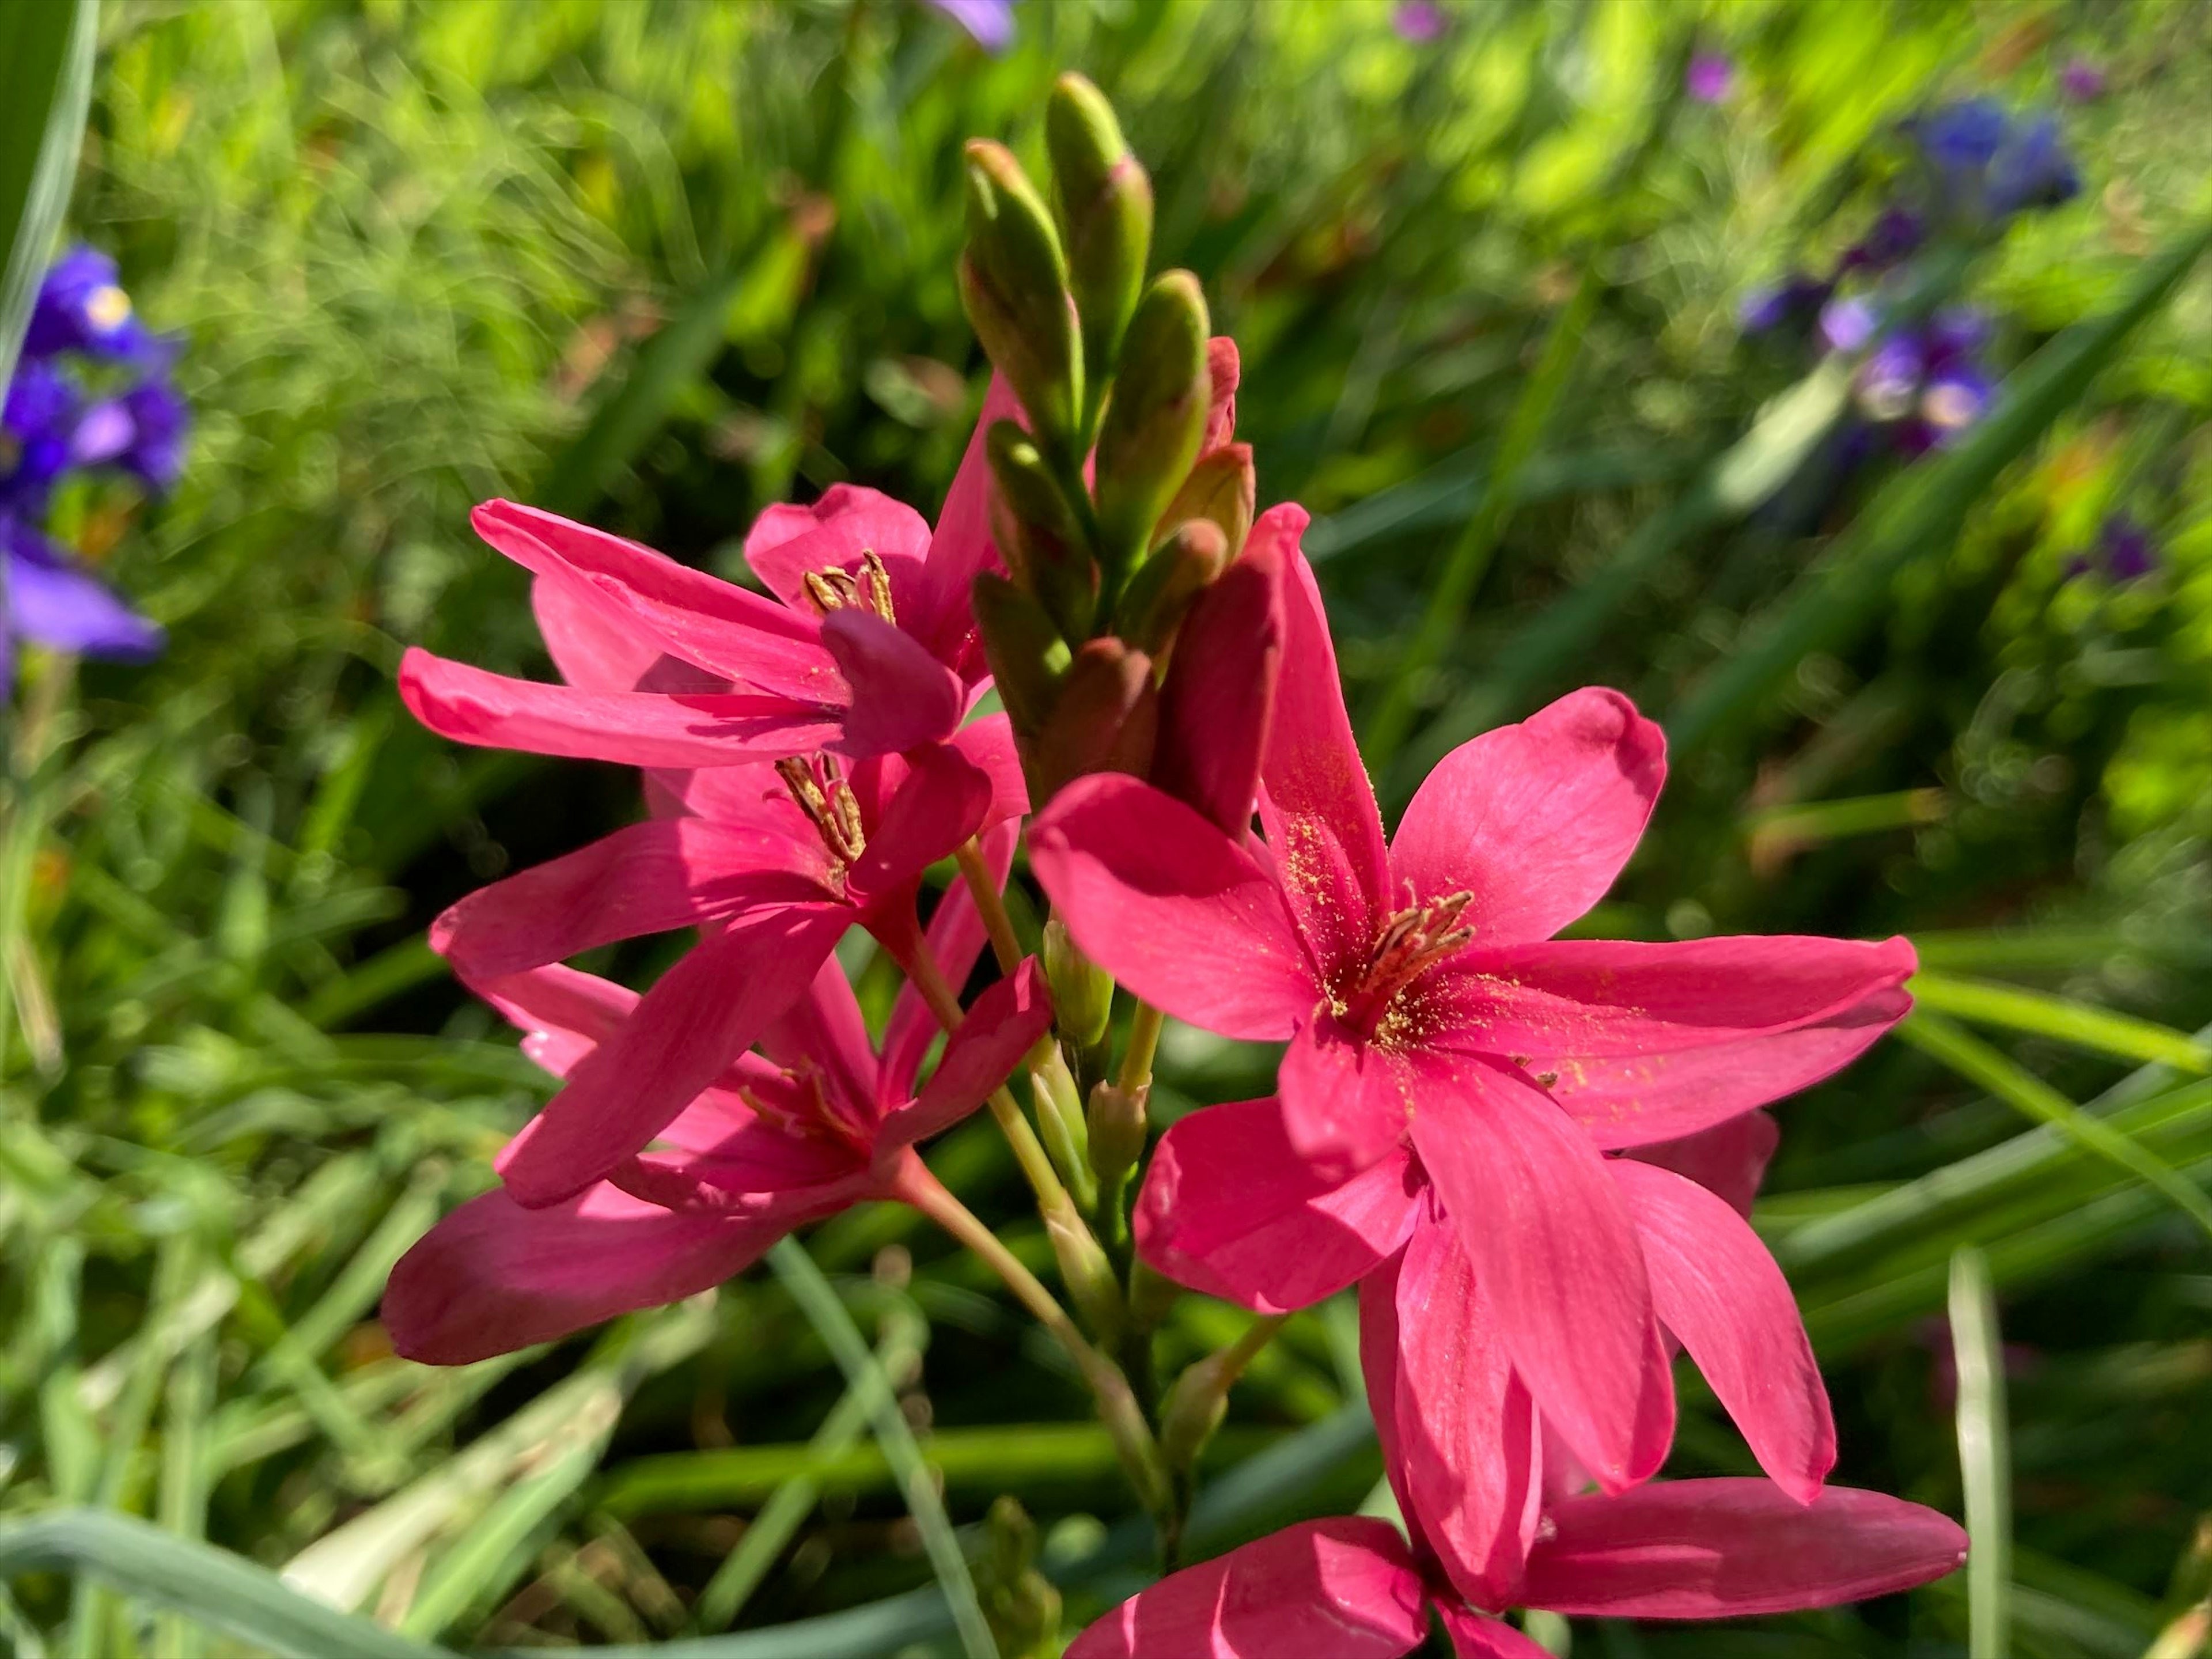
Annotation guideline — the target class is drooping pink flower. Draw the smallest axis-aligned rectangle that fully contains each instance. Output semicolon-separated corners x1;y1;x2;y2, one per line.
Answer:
1067;1484;1965;1657
396;380;1018;770
384;953;1051;1365
430;717;1024;1208
1029;527;1912;1490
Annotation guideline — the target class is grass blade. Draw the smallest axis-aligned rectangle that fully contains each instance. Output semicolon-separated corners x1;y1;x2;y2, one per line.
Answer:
1949;1247;2012;1659
1911;972;2211;1074
1896;1011;2212;1245
0;1512;454;1659
766;1238;998;1659
0;0;95;393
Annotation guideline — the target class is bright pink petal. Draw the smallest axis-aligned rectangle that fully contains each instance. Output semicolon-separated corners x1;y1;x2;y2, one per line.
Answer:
1277;1016;1431;1181
1030;773;1320;1041
848;740;994;901
1202;336;1240;451
614;1139;869;1215
1152;529;1287;837
1257;514;1391;982
1066;1519;1428;1659
476;963;632;1073
1390;688;1664;945
496;905;846;1205
1411;1063;1672;1493
881;817;1015;1101
916;374;1022;662
878;959;1054;1156
429;818;836;986
1627;1109;1779;1218
399;647;847;768
1134;1096;1421;1314
1542;987;1912;1149
819;608;965;755
1524;1480;1969;1618
472;499;839;702
1611;1160;1834;1503
951;711;1030;831
1433;934;1918;1064
760;956;880;1123
742;484;931;614
531;570;673;692
1434;1605;1554;1659
383;1184;778;1365
1390;1208;1544;1609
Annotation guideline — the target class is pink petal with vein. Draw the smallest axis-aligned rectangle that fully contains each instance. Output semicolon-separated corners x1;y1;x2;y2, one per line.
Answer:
1277;1016;1433;1181
1153;528;1287;836
881;817;1015;1101
1626;1109;1779;1218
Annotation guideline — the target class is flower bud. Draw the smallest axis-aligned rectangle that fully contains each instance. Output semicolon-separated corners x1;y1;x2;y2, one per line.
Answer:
1118;517;1228;656
1042;917;1113;1050
1093;270;1210;571
1158;442;1256;560
1029;637;1158;804
1046;73;1153;411
1086;1080;1147;1194
978;1496;1062;1657
986;419;1097;638
961;141;1083;454
1029;1060;1095;1210
1128;1259;1180;1334
971;572;1069;743
1043;1199;1123;1343
1158;1347;1233;1475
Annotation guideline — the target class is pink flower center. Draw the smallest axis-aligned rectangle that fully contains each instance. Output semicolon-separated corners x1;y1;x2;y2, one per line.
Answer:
802;548;897;623
737;1062;875;1153
1334;888;1475;1038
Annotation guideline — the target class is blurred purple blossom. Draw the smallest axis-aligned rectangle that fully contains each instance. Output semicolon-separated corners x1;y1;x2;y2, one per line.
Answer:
1739;274;1833;335
1393;1;1445;42
1907;99;2080;222
922;0;1014;52
2099;513;2156;581
1687;51;1733;104
1820;296;1880;354
1840;207;1925;274
2059;59;2106;103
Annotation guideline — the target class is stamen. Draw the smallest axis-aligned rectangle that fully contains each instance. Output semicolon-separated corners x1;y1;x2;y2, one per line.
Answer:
801;551;896;623
776;754;869;865
1352;889;1477;1012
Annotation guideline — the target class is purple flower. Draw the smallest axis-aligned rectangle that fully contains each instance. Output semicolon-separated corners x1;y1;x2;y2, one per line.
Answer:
1986;115;2080;214
24;247;156;365
2098;512;2156;581
922;0;1014;52
1906;100;2080;224
1918;367;1992;440
1820;295;1880;354
2;361;79;510
1687;51;1734;104
2059;59;2105;103
1840;207;1925;274
1910;99;2012;173
1;516;165;676
1857;334;1925;421
1740;274;1832;335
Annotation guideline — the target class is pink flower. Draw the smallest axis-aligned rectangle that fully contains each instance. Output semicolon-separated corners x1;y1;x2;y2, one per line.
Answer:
1029;527;1912;1490
1066;1483;1967;1657
430;719;1024;1208
396;381;1018;770
384;953;1051;1365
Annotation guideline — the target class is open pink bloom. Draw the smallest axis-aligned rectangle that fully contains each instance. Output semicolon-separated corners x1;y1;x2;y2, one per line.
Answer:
1066;1483;1967;1658
1031;529;1912;1491
385;953;1051;1365
430;715;1023;1208
397;380;1018;769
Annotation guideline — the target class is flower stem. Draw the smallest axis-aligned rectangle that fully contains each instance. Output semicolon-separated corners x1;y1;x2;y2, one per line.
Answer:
1116;1000;1165;1094
955;838;1024;976
897;1161;1171;1517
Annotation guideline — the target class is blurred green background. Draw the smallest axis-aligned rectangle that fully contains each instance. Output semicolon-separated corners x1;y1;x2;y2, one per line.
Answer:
5;0;2212;1653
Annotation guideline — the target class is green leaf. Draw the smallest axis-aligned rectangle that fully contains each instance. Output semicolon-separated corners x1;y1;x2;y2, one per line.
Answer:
1666;216;2212;757
1949;1247;2012;1659
0;1512;454;1659
1910;972;2212;1074
0;0;95;395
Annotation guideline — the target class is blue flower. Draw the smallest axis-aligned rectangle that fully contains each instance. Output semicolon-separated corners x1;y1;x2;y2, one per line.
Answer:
1;516;165;679
23;247;158;365
1906;100;2080;225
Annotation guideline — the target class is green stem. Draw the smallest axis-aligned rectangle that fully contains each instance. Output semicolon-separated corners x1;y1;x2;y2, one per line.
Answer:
1117;1001;1165;1094
955;838;1025;976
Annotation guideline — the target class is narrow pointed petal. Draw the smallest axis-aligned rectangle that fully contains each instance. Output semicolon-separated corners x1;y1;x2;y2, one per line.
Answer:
1434;1605;1555;1659
1391;1210;1544;1609
477;963;632;1075
1433;934;1916;1063
1066;1519;1429;1659
1153;529;1287;836
951;711;1030;831
1030;773;1320;1040
1257;515;1391;980
1201;335;1240;451
916;374;1022;661
1390;688;1664;945
5;540;165;660
400;648;846;768
1540;987;1911;1149
1278;1016;1432;1181
472;499;839;701
623;1120;864;1202
530;570;672;691
819;608;965;755
1627;1109;1779;1218
1524;1481;1969;1618
1611;1160;1835;1502
742;485;931;614
1134;1096;1421;1313
384;1185;778;1365
881;817;1015;1101
496;905;847;1205
878;959;1054;1156
761;956;880;1122
429;817;836;986
848;741;994;900
1412;1063;1672;1493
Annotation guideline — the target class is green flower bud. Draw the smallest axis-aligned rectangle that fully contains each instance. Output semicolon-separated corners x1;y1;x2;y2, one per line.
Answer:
1094;270;1210;573
960;141;1083;455
1043;1199;1123;1344
1046;73;1153;418
1043;918;1114;1050
1086;1080;1147;1194
986;420;1097;638
1118;517;1228;657
1158;440;1256;558
978;1497;1062;1658
971;572;1068;744
1158;1347;1233;1475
